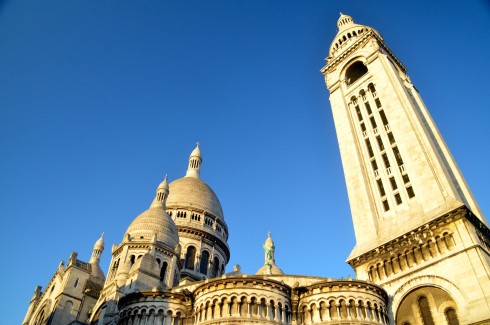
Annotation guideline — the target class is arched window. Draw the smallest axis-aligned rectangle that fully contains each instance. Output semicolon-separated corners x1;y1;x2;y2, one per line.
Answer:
418;296;435;325
445;308;459;325
212;256;219;277
345;61;368;85
185;246;196;270
200;250;210;275
160;261;168;282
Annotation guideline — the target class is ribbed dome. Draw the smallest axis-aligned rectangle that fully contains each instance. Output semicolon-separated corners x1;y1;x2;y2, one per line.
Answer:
167;177;224;221
126;207;179;249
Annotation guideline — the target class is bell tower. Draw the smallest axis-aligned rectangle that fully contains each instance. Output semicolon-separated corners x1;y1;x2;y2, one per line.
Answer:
321;14;490;324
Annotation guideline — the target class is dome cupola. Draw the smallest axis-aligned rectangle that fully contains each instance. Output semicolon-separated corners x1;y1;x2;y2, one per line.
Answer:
337;13;354;30
125;176;179;250
328;14;382;59
166;145;230;281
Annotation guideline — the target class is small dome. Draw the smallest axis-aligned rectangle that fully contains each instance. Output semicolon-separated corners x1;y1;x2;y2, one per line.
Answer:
337;13;354;30
167;177;224;221
190;144;202;158
94;233;104;249
126;206;179;249
328;14;382;58
256;264;284;275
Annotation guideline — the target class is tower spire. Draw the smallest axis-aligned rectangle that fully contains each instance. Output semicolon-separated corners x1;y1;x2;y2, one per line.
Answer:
150;175;169;209
185;143;202;178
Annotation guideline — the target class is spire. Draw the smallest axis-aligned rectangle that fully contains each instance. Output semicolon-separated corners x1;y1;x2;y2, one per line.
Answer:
337;13;354;31
89;233;105;265
185;143;202;178
150;175;169;209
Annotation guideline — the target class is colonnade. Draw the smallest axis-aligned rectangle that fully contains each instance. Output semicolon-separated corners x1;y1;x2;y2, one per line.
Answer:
119;308;186;325
299;299;388;324
195;296;291;324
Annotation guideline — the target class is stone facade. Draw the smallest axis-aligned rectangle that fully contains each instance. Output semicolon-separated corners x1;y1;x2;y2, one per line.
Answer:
23;14;490;325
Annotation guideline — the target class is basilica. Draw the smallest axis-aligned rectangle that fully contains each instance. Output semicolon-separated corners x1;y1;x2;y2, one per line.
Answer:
22;15;490;325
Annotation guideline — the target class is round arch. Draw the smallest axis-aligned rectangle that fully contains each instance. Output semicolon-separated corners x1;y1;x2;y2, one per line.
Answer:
391;275;467;323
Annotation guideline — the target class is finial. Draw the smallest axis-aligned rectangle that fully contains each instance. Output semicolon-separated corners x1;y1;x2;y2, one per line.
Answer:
196;141;200;147
268;231;271;238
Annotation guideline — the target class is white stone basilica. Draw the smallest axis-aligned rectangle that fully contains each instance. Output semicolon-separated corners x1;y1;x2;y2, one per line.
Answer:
23;15;490;325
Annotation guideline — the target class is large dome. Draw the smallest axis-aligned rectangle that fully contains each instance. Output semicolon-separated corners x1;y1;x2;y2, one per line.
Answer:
126;206;179;249
166;177;224;221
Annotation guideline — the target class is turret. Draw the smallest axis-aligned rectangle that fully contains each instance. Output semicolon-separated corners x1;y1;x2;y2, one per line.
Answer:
150;175;169;209
185;143;202;178
88;233;106;281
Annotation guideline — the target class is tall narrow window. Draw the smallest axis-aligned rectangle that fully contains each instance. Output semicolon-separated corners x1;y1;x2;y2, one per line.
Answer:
445;308;459;325
370;116;377;129
418;296;435;325
365;102;372;115
366;139;374;158
393;146;404;166
375;98;382;108
382;199;390;211
395;193;402;205
406;186;415;198
390;177;398;190
379;110;389;125
355;106;363;121
360;122;366;132
200;250;210;275
371;160;379;172
74;278;79;288
388;132;396;145
185;246;196;270
402;174;410;184
377;179;386;196
212;256;220;277
376;136;384;151
382;153;390;168
160;261;168;282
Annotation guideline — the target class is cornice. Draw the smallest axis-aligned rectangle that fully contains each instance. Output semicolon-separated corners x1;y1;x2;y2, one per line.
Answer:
347;206;479;268
118;290;189;310
193;275;292;297
321;31;407;75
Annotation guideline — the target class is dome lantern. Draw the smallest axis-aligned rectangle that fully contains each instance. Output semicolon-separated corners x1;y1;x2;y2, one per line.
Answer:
337;13;354;31
186;143;202;178
150;175;169;209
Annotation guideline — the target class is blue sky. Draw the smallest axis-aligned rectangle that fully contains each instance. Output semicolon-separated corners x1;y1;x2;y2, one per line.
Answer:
1;1;490;324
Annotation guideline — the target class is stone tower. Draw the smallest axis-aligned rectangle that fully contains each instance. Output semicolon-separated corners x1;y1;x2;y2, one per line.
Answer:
321;14;490;324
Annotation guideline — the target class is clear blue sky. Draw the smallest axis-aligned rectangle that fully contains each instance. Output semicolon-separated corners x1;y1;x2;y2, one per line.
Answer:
1;1;489;324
